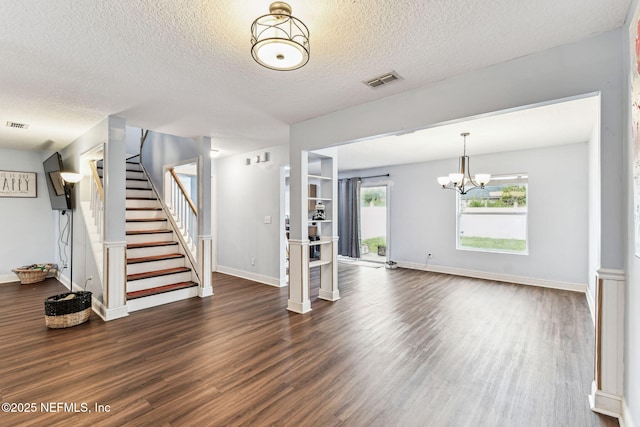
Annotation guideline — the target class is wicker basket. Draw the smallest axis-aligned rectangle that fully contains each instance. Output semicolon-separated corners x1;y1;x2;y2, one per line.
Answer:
12;264;54;284
44;291;92;329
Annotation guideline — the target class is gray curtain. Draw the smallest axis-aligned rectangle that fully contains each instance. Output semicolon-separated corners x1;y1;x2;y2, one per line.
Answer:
338;177;361;258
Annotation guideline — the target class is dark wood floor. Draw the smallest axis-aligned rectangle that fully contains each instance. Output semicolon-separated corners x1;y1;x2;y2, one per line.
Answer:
0;265;618;426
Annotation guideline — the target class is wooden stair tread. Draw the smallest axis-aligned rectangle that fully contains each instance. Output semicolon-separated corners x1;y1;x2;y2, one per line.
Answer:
127;253;184;264
127;266;190;281
127;241;178;249
126;229;172;235
126;207;162;211
127;282;197;300
127;196;158;200
126;218;167;223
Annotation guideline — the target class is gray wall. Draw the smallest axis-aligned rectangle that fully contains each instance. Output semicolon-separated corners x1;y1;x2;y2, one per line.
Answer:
215;144;289;285
59;116;120;301
340;142;588;286
0;149;57;282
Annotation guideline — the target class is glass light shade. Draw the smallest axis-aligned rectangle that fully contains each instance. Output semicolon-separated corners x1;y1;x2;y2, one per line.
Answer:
449;173;464;185
437;176;450;186
475;173;491;185
251;3;309;71
60;172;82;183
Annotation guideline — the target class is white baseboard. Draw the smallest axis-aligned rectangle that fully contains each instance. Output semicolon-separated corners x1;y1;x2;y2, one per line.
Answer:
91;298;128;321
0;274;18;284
287;299;311;314
589;381;623;419
216;265;282;287
397;261;588;293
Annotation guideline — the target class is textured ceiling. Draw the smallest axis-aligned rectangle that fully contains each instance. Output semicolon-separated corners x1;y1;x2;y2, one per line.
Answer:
0;0;631;156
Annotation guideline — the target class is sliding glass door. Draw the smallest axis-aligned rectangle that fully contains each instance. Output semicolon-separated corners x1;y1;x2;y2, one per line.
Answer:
359;185;388;263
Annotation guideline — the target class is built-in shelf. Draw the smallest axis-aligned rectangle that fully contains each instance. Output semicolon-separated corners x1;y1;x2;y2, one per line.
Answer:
309;259;332;268
308;197;332;202
308;219;332;223
309;239;332;247
308;174;332;181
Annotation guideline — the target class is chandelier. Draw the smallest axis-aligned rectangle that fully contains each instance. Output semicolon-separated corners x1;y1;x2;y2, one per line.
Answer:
251;2;310;71
437;132;491;195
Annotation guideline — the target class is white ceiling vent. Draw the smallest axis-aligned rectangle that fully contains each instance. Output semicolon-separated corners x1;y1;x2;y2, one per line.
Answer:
6;121;29;130
364;71;400;88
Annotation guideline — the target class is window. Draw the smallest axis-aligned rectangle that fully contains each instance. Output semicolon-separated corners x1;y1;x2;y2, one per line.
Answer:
457;174;528;254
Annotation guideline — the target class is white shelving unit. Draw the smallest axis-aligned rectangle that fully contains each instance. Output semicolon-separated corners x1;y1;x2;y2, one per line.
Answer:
287;150;340;314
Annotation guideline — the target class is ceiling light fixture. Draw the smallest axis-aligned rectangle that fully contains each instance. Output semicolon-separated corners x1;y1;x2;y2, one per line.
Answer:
437;132;491;195
251;2;309;71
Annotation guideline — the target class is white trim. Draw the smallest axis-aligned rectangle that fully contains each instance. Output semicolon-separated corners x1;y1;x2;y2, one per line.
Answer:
216;265;282;287
319;288;340;301
92;297;128;321
586;286;596;326
0;274;18;284
622;398;636;427
199;286;214;297
397;261;588;292
596;268;625;281
127;285;199;312
589;381;623;419
287;299;311;314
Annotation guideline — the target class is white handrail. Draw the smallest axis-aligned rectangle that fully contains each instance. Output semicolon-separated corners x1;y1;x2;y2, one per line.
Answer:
89;160;104;241
168;169;197;258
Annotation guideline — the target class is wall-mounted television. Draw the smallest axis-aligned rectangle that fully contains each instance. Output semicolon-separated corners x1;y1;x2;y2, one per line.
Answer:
43;152;72;210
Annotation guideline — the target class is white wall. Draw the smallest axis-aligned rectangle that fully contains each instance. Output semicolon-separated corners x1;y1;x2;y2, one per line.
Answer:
341;143;588;287
624;1;640;425
0;149;58;282
215;144;289;286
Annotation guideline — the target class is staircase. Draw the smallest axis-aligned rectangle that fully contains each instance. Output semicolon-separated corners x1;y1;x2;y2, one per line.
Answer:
100;159;200;312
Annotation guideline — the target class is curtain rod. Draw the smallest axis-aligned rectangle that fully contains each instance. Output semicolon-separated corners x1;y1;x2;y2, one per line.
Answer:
339;173;389;181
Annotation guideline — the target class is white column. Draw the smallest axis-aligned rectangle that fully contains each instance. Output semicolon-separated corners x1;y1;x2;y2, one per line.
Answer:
318;237;340;301
589;268;625;418
288;239;311;313
101;240;128;320
198;235;213;297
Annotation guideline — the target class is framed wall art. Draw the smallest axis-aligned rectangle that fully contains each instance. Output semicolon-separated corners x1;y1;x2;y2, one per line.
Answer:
0;170;37;198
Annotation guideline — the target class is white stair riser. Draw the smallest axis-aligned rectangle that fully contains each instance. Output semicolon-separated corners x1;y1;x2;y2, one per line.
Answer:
126;220;168;232
127;244;179;258
126;180;151;189
127;286;199;312
126;170;145;180
127;188;155;199
126;199;161;209
126;163;142;172
127;271;192;292
127;257;185;275
126;231;174;245
125;209;165;220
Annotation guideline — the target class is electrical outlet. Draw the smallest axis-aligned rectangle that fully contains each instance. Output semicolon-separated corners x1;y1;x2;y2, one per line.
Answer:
428;253;433;259
251;257;256;266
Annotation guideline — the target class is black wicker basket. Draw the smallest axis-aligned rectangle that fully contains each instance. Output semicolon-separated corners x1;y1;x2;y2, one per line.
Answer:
44;291;92;328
